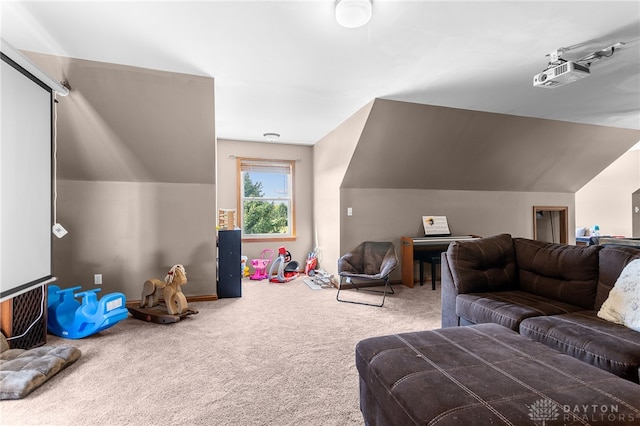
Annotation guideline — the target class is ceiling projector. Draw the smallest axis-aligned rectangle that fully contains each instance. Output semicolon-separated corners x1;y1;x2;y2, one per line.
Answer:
533;61;590;88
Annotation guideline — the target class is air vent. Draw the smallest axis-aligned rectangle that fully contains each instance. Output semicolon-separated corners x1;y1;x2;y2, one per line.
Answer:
553;63;568;76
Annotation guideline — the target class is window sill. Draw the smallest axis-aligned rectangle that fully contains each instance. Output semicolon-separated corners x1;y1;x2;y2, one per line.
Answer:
242;236;297;243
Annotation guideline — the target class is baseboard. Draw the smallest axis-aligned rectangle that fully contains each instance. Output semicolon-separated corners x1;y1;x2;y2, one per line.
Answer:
186;295;218;303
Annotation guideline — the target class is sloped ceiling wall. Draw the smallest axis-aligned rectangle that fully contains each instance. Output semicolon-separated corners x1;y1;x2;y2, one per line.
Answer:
342;99;639;192
20;52;218;299
24;52;216;184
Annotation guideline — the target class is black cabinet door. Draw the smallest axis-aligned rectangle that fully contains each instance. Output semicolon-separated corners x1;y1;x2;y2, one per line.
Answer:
217;230;242;298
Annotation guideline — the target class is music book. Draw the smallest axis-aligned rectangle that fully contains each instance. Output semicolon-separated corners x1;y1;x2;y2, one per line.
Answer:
422;216;451;236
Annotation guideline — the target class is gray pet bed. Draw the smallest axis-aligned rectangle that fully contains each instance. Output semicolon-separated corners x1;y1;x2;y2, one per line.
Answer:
0;333;81;400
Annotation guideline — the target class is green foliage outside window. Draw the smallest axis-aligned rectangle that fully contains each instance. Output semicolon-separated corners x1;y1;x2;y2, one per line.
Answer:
242;173;289;235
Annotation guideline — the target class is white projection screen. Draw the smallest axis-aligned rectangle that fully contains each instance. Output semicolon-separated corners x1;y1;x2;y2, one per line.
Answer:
1;53;55;302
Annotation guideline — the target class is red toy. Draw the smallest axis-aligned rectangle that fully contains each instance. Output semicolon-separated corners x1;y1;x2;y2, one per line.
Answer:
269;246;299;283
305;251;318;276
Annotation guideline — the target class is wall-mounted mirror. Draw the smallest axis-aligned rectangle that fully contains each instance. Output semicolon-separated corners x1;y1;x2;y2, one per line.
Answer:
533;206;568;244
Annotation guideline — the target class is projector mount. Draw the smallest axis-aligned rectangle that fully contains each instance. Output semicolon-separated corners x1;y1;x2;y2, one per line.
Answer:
546;42;625;68
533;41;625;88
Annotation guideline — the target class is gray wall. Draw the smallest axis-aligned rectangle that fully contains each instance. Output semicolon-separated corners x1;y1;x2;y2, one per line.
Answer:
314;98;638;276
26;53;217;300
313;102;373;275
576;149;640;237
216;139;314;268
343;99;639;192
340;188;574;280
23;53;639;294
53;181;217;299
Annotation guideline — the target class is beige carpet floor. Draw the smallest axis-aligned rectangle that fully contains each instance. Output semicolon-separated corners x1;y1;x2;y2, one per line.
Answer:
1;278;442;426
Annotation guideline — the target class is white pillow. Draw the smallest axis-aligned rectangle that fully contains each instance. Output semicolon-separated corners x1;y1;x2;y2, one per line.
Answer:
597;259;640;332
576;227;587;237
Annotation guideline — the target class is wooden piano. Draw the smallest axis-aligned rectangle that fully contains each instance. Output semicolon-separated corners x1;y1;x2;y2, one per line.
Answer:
401;235;479;289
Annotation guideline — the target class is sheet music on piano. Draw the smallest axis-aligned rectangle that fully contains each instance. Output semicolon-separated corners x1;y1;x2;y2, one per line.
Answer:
422;216;451;236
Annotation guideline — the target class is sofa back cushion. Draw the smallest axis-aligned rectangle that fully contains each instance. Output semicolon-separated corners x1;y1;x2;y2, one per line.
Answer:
447;233;517;294
513;238;600;309
595;245;640;310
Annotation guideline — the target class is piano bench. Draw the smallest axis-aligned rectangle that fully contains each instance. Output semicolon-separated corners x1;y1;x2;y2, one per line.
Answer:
420;255;441;290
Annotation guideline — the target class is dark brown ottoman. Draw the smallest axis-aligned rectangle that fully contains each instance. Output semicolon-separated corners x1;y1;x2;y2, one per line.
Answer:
356;323;640;425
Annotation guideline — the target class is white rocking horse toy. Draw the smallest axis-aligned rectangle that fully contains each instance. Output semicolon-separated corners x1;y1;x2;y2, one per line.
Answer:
140;264;189;315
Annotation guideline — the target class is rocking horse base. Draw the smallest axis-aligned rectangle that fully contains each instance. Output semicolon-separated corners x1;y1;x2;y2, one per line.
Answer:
127;304;199;324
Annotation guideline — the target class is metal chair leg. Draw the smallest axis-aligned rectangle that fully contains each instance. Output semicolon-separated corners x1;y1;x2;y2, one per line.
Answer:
336;276;393;307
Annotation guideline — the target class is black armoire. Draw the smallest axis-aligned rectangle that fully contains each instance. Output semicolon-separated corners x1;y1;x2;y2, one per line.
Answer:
217;230;242;298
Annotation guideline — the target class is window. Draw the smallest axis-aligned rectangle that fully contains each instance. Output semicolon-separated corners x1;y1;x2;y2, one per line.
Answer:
237;158;295;240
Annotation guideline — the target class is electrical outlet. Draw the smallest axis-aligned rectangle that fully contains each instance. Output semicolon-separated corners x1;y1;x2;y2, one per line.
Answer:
94;274;102;285
347;207;353;216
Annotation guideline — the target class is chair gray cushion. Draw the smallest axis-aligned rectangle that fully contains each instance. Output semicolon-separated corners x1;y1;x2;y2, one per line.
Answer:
338;241;398;279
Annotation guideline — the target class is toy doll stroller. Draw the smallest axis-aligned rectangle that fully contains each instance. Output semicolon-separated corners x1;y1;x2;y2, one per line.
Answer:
250;248;274;280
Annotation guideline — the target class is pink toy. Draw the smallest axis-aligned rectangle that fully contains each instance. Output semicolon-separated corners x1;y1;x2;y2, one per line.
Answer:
250;249;274;280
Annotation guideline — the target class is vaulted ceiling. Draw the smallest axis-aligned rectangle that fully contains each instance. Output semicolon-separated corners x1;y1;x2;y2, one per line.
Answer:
2;1;639;145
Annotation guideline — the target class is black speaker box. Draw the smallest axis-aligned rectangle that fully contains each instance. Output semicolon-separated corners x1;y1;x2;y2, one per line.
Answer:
1;285;47;349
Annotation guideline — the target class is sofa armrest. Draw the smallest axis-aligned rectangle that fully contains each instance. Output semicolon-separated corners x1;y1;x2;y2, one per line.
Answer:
441;234;518;328
441;252;459;327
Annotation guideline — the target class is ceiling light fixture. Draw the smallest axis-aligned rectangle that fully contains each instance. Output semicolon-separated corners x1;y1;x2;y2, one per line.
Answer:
263;132;280;142
335;0;372;29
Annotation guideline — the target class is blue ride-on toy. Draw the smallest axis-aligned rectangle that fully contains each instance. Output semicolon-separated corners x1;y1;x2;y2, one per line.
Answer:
47;285;128;339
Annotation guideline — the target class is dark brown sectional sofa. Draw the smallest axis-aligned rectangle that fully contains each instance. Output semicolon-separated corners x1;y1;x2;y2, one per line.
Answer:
355;234;640;425
441;233;640;383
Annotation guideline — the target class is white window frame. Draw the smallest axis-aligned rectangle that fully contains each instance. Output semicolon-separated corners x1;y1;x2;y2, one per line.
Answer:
237;157;296;241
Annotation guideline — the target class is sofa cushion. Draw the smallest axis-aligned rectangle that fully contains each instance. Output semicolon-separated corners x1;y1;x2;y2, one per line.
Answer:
520;311;640;383
456;291;583;331
356;323;640;426
513;238;600;309
595;245;640;310
447;233;517;294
